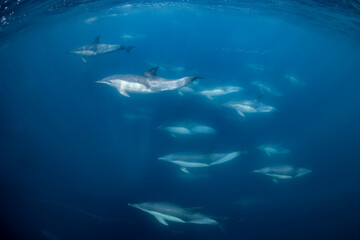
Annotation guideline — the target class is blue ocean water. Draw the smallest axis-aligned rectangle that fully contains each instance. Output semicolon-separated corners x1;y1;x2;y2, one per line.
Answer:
1;1;360;239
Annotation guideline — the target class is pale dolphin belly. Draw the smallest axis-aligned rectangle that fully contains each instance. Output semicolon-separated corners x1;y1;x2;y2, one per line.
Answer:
73;50;97;56
172;161;209;168
111;80;151;93
150;77;192;92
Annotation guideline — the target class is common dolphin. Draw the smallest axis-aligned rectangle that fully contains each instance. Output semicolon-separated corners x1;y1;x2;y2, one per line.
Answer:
199;86;244;100
225;100;277;117
158;151;241;173
251;81;282;96
158;122;216;137
71;36;134;62
253;165;312;182
244;63;272;72
129;202;218;226
257;144;290;156
284;75;306;87
147;62;188;73
97;66;202;97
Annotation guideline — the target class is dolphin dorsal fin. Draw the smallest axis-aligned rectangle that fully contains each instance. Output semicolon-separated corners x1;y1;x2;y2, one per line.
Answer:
143;66;159;77
93;36;100;45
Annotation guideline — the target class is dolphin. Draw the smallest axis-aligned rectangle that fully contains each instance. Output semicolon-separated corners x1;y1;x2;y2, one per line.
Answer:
158;122;216;137
147;62;188;73
191;125;216;134
158;151;241;173
244;63;272;72
225;100;277;117
199;86;244;100
71;36;134;62
257;144;290;156
129;202;218;226
251;81;282;96
159;126;192;137
284;75;306;87
97;66;202;97
253;165;312;182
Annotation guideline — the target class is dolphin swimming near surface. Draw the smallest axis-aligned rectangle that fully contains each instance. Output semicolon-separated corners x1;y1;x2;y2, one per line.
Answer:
257;144;290;156
253;165;312;182
199;86;244;100
251;81;282;96
97;66;202;97
158;151;241;173
225;100;277;117
129;202;218;226
71;36;134;62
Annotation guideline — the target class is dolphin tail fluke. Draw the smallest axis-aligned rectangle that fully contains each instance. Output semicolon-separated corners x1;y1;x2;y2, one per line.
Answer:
126;46;135;53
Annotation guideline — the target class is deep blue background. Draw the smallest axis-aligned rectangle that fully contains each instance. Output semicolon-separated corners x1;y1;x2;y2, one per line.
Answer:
1;3;360;240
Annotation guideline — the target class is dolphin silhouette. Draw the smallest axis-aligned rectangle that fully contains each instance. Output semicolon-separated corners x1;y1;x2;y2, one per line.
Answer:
129;202;218;226
97;66;202;97
71;36;134;62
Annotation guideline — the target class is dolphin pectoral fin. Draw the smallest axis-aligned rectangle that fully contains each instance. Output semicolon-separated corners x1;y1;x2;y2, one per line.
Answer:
171;134;178;138
236;110;245;117
180;167;189;174
266;151;271;157
154;216;168;226
117;89;130;97
272;178;279;183
205;95;214;100
80;57;87;63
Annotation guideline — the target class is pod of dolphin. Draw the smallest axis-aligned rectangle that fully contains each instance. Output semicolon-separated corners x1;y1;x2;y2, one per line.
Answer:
72;36;311;229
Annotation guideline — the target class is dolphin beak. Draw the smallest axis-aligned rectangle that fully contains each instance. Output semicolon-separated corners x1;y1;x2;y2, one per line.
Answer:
96;80;106;84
